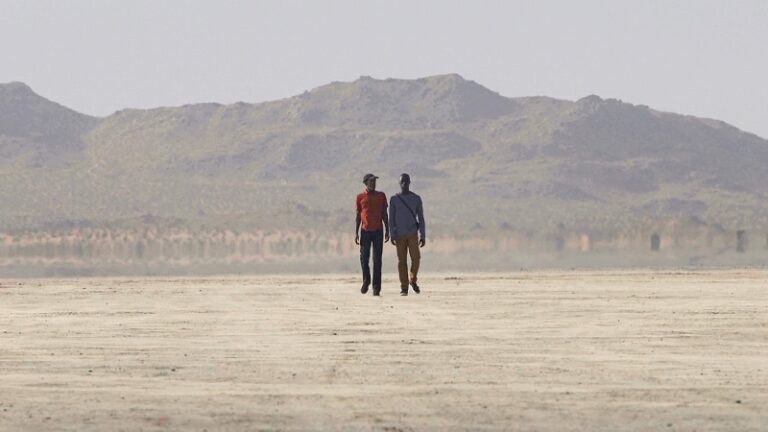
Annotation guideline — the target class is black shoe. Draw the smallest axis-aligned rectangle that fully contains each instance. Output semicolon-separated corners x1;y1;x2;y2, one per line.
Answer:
410;281;420;294
361;280;370;294
400;290;408;296
372;287;381;296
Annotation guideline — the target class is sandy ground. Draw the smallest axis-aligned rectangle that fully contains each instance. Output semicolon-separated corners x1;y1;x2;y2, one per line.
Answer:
1;270;767;431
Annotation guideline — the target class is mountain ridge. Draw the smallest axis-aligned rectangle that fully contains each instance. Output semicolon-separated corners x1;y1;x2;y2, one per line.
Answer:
1;76;767;234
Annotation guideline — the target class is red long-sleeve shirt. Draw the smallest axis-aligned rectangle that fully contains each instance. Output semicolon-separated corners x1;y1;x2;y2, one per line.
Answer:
356;190;387;231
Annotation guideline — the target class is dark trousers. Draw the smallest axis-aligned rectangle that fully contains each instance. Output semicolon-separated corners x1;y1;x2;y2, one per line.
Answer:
360;229;384;290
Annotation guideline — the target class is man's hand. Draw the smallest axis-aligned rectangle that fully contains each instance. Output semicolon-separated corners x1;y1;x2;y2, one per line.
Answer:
419;237;426;248
355;233;360;245
384;231;390;243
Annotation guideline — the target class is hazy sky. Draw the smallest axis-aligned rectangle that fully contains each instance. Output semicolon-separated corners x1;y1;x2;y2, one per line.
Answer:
2;0;767;137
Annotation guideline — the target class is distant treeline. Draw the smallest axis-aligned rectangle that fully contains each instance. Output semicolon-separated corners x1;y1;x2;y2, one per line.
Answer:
0;228;354;264
1;221;765;267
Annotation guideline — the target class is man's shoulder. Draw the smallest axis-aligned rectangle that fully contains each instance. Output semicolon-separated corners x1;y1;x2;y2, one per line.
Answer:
409;192;423;206
357;191;386;200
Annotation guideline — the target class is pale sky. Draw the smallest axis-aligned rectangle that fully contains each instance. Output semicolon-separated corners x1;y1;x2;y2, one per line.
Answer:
2;0;767;138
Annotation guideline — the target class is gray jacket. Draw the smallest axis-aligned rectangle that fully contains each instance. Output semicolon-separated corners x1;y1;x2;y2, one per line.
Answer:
389;192;425;240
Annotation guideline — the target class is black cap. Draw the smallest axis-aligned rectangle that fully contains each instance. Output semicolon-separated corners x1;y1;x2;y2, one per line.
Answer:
362;173;379;183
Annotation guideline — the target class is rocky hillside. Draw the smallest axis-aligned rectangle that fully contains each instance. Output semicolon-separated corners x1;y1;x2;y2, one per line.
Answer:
1;75;767;234
0;82;98;166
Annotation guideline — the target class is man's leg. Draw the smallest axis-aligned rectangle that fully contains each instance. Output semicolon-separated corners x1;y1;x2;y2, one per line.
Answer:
371;230;384;295
395;236;409;294
359;230;371;293
408;234;421;293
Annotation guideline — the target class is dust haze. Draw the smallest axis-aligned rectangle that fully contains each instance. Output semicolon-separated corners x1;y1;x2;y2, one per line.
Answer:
2;76;768;277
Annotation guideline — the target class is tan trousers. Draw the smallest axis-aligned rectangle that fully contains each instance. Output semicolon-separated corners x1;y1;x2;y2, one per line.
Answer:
394;234;420;289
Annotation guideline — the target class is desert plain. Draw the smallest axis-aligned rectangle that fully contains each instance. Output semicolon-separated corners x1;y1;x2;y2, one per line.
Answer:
1;270;767;431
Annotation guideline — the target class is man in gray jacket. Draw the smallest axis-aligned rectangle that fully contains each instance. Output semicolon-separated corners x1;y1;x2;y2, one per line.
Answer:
389;173;426;296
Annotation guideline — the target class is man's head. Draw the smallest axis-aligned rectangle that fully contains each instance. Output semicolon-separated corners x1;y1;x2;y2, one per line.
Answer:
363;173;378;191
399;173;411;192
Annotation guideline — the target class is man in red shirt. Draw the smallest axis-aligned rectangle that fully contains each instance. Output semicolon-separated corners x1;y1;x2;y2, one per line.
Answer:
355;173;390;296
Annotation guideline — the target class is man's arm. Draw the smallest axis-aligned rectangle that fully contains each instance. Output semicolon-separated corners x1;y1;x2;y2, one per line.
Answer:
355;195;362;245
417;196;426;247
382;197;390;243
388;197;397;245
355;210;361;245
